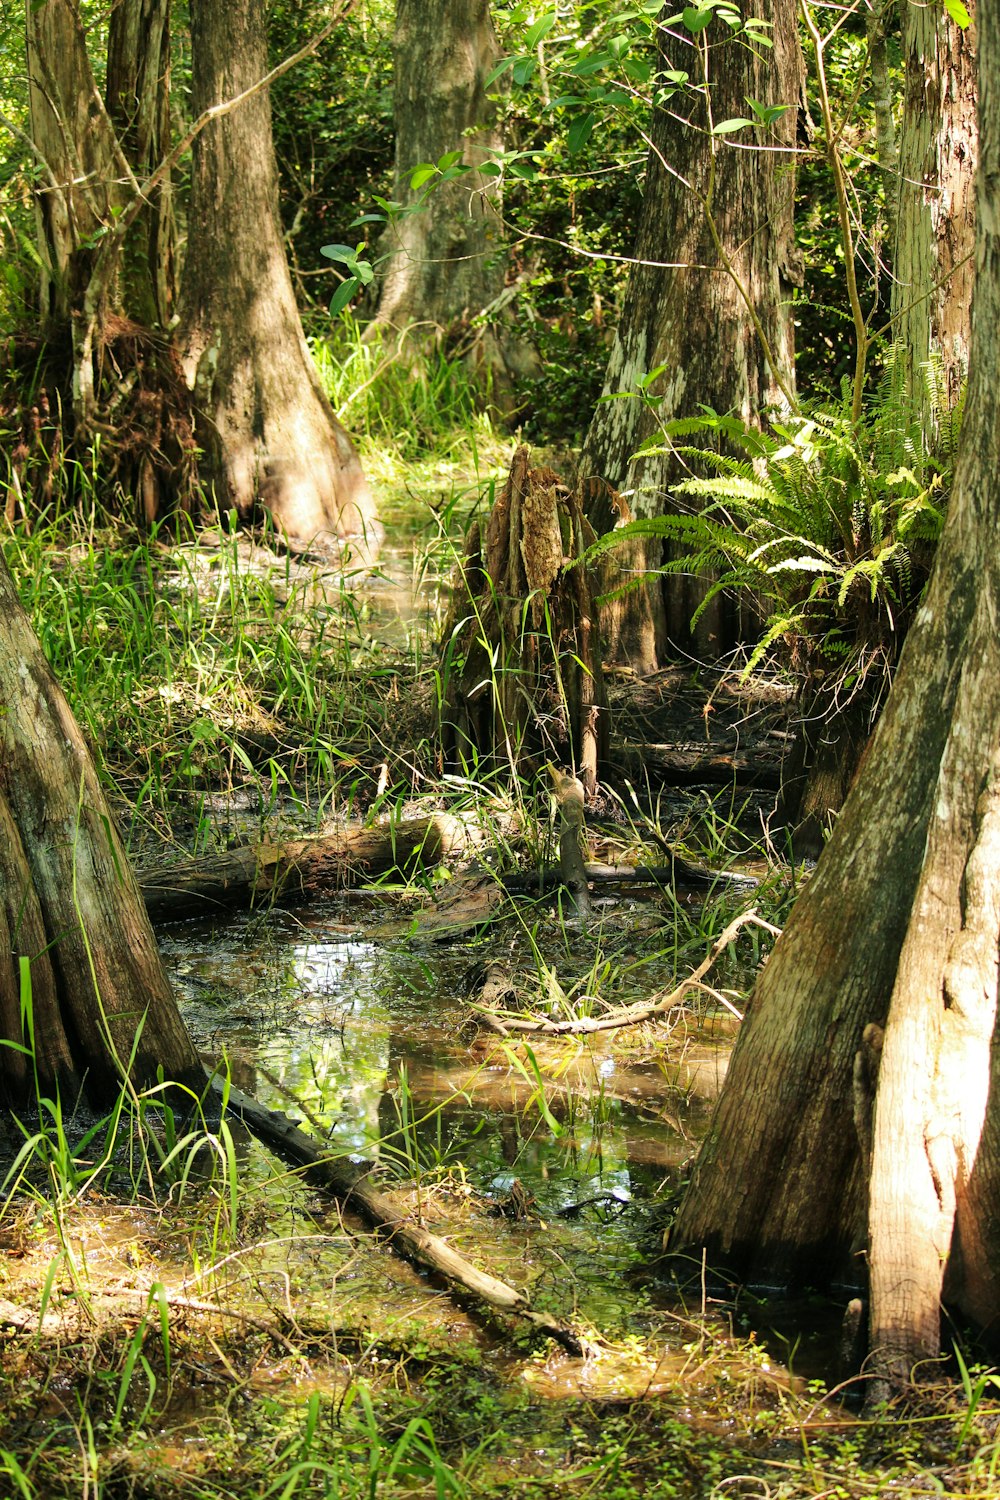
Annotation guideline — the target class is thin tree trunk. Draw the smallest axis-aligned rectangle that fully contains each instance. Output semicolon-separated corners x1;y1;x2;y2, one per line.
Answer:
105;0;176;328
25;0;127;330
0;556;202;1106
891;0;977;420
578;3;802;671
181;0;381;562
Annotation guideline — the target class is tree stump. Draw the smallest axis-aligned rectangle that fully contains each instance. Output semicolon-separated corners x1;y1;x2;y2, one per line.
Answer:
440;447;608;791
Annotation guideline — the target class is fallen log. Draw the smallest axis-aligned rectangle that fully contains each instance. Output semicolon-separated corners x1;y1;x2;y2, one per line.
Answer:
139;815;475;922
210;1075;593;1356
613;743;784;791
501;858;758;895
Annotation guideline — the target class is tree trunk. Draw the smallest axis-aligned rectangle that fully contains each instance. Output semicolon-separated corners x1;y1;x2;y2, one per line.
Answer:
891;0;976;423
578;3;802;671
673;0;1000;1392
441;447;608;792
0;556;202;1106
181;0;381;562
24;0;126;331
371;0;532;395
105;0;176;329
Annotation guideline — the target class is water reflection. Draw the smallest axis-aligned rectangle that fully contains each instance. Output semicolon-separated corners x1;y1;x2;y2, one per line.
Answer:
160;900;728;1227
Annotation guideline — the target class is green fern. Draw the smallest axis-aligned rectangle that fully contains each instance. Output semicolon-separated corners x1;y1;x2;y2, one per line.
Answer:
588;358;958;711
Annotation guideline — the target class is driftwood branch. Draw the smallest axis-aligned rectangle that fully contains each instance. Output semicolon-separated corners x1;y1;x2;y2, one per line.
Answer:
474;909;781;1037
139;815;474;922
211;1077;593;1356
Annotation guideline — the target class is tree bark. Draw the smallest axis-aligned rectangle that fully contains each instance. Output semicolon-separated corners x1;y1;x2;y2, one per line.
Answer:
105;0;176;329
440;447;608;791
891;0;977;422
673;1;1000;1392
138;815;476;923
181;0;381;562
0;556;202;1106
578;3;802;671
371;0;533;394
24;0;127;331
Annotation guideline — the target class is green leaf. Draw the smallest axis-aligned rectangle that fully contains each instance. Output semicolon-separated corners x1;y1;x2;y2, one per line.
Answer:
682;6;713;32
524;11;556;47
410;164;438;189
942;0;971;25
329;276;360;317
622;57;652;84
567;113;596;153
712;117;754;135
485;56;516;87
437;150;463;171
319;243;355;264
512;55;537;86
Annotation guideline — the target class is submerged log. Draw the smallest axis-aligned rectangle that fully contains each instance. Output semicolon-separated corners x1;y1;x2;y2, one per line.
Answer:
212;1076;592;1356
139;815;474;922
440;445;608;792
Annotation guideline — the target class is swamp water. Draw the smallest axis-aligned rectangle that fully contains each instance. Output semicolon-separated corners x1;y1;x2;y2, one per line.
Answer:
123;888;834;1491
0;533;866;1497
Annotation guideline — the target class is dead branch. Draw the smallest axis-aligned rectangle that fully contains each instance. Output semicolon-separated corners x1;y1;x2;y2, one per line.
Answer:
211;1077;594;1357
473;909;781;1037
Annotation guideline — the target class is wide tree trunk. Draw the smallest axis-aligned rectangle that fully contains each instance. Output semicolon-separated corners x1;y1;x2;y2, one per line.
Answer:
578;3;802;672
371;0;532;395
891;0;977;422
673;2;1000;1392
181;0;381;562
0;557;202;1106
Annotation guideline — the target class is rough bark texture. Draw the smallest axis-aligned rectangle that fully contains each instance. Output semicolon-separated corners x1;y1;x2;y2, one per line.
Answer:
181;0;381;561
578;4;802;671
0;556;202;1106
891;0;977;420
441;447;608;791
673;5;1000;1390
105;0;175;328
25;0;126;330
139;815;476;923
371;0;532;393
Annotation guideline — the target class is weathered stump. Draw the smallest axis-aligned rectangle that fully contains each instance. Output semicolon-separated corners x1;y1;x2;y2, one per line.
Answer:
440;446;608;791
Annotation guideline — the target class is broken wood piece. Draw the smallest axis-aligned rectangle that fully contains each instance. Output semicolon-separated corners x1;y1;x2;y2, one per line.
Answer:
210;1075;594;1356
439;446;608;787
472;909;781;1037
547;764;592;919
139;815;475;922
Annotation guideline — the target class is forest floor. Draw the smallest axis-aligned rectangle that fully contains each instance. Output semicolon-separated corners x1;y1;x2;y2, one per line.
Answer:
0;442;996;1498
